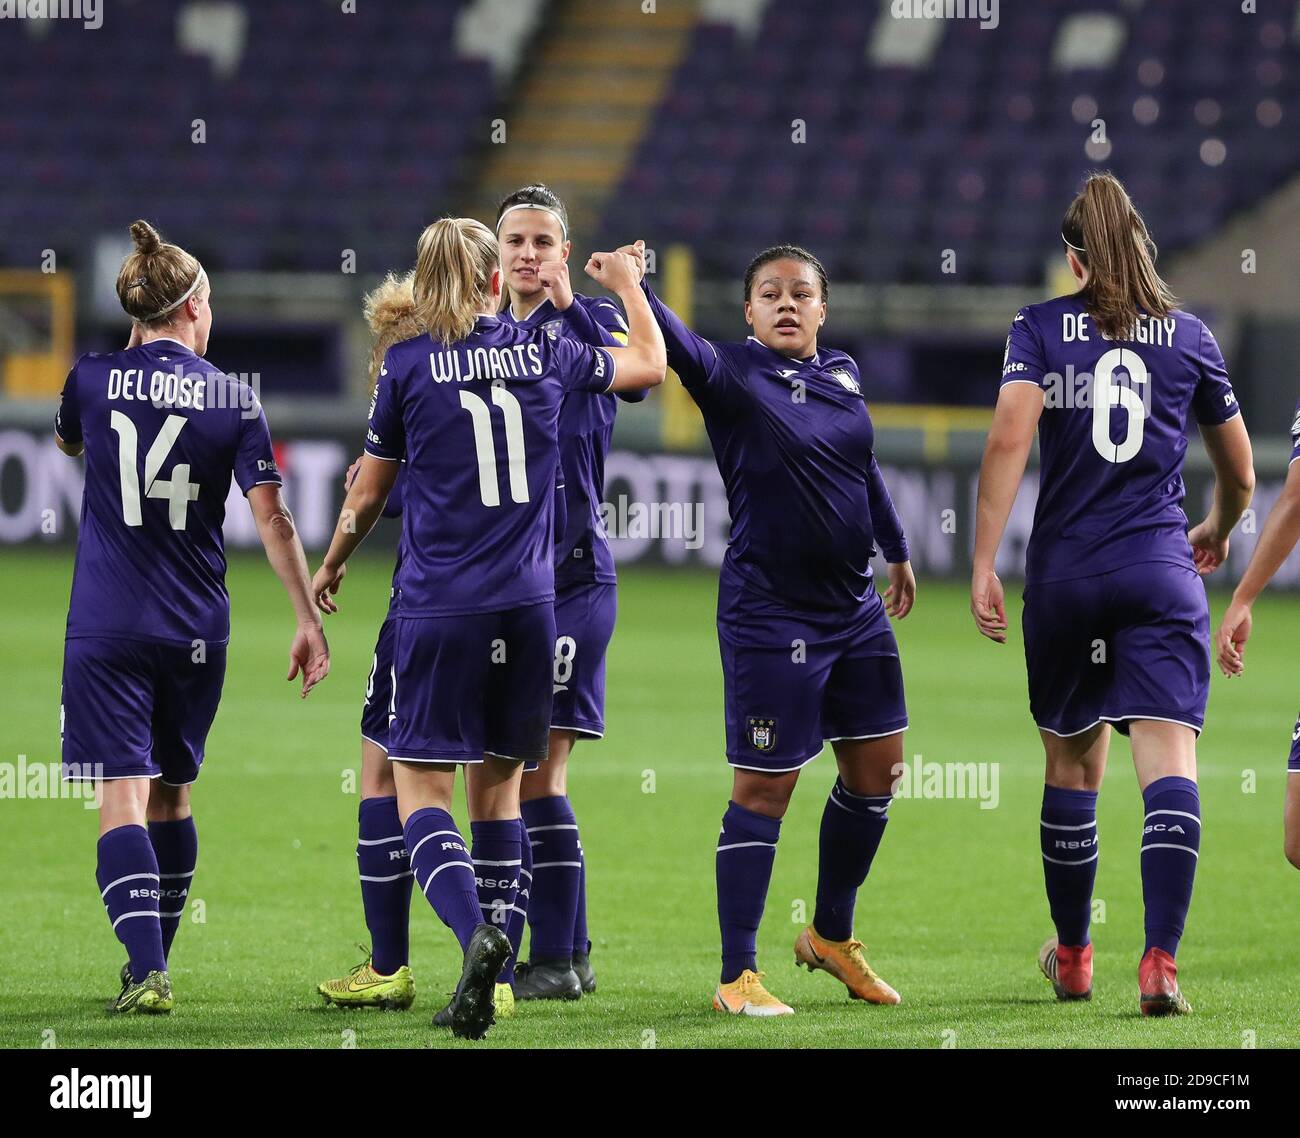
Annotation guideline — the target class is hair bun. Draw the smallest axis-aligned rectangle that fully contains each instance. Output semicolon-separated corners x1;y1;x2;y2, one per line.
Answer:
129;220;162;255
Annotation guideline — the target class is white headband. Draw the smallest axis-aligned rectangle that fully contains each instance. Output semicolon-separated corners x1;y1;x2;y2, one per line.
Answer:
141;266;207;322
496;203;568;240
1062;231;1086;253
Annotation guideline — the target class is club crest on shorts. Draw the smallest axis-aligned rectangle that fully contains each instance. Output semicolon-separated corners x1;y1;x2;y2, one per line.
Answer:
747;717;777;753
828;366;860;395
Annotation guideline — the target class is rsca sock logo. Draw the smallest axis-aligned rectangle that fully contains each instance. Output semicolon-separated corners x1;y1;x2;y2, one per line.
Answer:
49;1070;151;1119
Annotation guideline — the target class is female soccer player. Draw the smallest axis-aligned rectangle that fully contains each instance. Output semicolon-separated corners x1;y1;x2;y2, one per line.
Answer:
624;240;916;1016
56;221;330;1014
970;172;1255;1015
310;218;664;1039
1214;401;1300;871
318;187;646;1012
497;185;647;1001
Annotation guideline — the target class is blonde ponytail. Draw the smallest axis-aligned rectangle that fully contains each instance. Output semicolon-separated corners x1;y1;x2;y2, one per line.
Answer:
412;218;498;346
1062;173;1178;340
362;271;421;385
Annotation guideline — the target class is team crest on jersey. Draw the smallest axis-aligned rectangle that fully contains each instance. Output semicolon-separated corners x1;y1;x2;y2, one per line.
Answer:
747;717;777;753
543;320;562;340
828;367;860;395
1291;408;1300;440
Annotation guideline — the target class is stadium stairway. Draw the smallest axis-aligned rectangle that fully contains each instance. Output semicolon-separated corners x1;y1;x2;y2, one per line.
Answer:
467;0;699;241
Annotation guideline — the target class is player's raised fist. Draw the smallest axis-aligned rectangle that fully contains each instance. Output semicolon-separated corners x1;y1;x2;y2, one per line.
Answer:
537;259;573;311
612;240;647;281
585;251;639;293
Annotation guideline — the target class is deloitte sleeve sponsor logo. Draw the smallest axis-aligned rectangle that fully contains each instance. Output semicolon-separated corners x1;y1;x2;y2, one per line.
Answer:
49;1070;151;1119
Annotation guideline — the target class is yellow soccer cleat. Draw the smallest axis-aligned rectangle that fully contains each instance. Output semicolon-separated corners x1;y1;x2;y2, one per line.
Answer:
794;926;901;1005
494;982;515;1018
712;969;794;1016
318;949;415;1010
110;969;173;1015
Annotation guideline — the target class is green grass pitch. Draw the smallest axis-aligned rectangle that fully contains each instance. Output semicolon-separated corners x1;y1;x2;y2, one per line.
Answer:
1;548;1296;1049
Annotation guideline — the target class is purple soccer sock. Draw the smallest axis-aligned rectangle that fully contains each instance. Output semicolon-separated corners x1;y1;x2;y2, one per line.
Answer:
521;796;582;963
147;817;197;962
813;779;891;942
471;819;522;980
403;807;481;952
1040;784;1099;948
97;824;167;982
573;828;590;957
1141;776;1201;959
716;801;780;984
503;816;531;984
357;796;412;975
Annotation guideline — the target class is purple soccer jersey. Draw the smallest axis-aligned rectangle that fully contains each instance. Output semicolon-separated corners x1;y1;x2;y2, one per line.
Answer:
1289;399;1300;467
641;281;909;613
57;338;280;645
500;292;645;588
1000;297;1239;583
363;315;615;615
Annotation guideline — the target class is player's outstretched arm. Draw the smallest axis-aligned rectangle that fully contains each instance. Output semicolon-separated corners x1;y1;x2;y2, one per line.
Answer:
971;383;1043;643
1216;453;1300;676
1189;415;1255;576
581;249;666;392
248;483;331;697
313;453;399;613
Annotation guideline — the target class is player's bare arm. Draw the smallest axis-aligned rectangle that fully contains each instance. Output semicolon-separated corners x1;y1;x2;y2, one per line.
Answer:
971;382;1044;642
313;453;400;612
1217;452;1300;676
577;251;666;392
248;483;330;697
1188;414;1255;577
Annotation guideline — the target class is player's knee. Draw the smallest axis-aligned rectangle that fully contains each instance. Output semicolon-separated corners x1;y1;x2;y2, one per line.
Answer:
147;782;191;821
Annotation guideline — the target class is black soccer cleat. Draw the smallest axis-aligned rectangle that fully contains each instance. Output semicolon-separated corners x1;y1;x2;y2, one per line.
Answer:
444;924;511;1040
572;950;597;995
513;958;583;1001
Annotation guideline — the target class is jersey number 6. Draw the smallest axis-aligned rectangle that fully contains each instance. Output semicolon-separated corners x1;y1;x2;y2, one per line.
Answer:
1090;347;1148;464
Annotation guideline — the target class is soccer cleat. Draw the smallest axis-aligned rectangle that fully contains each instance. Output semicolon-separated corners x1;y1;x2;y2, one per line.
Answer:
432;981;515;1028
794;926;901;1005
513;959;582;1001
110;969;173;1015
1038;935;1093;1001
317;949;415;1010
1139;948;1193;1017
444;924;512;1040
712;969;794;1016
572;950;597;994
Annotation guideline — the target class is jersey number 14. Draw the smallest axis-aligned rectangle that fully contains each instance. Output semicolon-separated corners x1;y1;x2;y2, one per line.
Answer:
110;411;200;530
